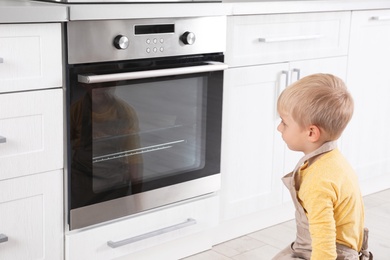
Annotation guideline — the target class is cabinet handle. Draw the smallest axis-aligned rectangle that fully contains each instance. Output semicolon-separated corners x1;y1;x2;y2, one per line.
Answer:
292;68;301;81
259;34;323;43
0;136;6;144
0;234;8;244
281;70;289;89
370;16;390;21
276;71;290;118
0;58;3;63
107;218;196;248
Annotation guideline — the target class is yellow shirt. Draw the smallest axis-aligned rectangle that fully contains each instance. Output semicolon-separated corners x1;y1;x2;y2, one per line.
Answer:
297;148;365;259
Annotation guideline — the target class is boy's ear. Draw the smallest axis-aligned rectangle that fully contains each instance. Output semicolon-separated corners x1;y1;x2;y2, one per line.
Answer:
307;125;321;142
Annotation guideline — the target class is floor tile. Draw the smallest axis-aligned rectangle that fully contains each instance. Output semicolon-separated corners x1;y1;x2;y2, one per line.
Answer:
231;245;280;260
247;222;296;250
212;235;266;257
181;250;231;260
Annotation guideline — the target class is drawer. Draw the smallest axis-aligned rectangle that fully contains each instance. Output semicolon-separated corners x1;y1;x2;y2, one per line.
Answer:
66;195;219;260
0;23;62;93
0;89;63;181
226;11;351;67
0;170;63;260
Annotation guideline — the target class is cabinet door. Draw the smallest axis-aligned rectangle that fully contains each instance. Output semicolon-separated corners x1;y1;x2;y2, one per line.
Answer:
221;63;289;220
0;23;62;93
0;170;63;260
0;89;63;180
343;10;390;194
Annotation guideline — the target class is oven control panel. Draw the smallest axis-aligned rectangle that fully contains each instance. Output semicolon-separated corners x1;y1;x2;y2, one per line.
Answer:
67;17;226;64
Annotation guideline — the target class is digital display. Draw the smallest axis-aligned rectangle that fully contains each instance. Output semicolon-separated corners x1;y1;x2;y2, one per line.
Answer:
135;24;175;35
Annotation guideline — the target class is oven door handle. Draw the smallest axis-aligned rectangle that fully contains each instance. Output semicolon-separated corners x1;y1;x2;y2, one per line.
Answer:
78;61;228;84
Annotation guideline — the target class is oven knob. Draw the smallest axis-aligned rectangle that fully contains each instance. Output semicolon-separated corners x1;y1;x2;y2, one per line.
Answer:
113;35;129;50
180;31;196;45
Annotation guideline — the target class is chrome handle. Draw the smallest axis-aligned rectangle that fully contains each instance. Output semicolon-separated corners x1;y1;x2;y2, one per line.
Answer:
276;71;289;119
79;62;228;84
259;34;323;43
281;70;289;89
370;16;390;21
0;234;8;243
107;218;196;248
0;136;6;143
0;58;3;63
292;68;301;81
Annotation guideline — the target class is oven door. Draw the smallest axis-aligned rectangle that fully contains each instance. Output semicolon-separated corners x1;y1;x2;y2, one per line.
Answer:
67;53;226;229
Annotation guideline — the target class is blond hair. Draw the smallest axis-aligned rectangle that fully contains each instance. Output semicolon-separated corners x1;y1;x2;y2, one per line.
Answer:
277;73;354;140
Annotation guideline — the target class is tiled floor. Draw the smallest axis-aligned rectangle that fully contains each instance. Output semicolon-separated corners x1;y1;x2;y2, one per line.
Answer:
183;188;390;260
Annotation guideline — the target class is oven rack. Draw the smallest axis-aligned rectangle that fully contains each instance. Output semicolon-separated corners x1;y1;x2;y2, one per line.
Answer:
92;140;185;163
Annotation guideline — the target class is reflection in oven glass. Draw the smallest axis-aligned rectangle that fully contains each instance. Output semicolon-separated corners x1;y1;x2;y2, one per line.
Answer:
70;82;143;208
69;76;206;209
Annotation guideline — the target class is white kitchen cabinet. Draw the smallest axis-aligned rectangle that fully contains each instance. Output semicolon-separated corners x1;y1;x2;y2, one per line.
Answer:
0;170;63;260
0;89;63;181
342;9;390;195
221;63;288;220
226;12;350;67
66;195;219;260
0;23;62;93
221;12;350;224
0;23;64;260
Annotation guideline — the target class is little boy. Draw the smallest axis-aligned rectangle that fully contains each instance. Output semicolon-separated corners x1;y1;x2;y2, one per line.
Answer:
272;74;372;259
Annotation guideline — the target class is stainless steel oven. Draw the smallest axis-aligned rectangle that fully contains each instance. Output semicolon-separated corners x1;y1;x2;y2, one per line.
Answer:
65;17;226;230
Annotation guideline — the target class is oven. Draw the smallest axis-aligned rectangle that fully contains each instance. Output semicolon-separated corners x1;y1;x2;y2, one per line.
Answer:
65;17;227;230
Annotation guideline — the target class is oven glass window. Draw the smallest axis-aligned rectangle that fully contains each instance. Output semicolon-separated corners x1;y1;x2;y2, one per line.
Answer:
68;63;223;210
90;77;206;192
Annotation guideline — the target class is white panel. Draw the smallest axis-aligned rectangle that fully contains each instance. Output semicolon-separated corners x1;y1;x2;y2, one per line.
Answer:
0;170;63;260
221;63;288;220
66;195;218;260
226;12;351;67
0;23;62;93
0;196;44;259
343;9;390;194
0;89;63;180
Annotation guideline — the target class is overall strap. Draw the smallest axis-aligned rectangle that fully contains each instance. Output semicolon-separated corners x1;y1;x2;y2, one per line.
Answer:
292;141;338;174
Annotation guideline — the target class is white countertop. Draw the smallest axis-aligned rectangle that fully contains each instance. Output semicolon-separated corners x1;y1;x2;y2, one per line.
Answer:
62;0;390;21
0;0;67;23
226;0;390;15
2;0;390;23
67;2;232;20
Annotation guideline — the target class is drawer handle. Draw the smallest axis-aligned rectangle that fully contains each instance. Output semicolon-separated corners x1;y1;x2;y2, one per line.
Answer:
0;234;8;244
370;16;390;21
292;68;301;81
107;218;197;248
259;34;323;43
0;57;3;63
0;136;6;144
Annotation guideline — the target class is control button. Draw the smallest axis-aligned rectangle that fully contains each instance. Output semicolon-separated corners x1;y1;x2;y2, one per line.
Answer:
146;39;151;44
146;48;151;53
160;38;164;43
153;47;157;52
113;35;129;50
153;38;158;44
160;47;164;52
180;31;196;45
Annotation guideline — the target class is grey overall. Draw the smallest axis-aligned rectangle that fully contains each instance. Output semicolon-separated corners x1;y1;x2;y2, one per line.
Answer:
272;141;373;260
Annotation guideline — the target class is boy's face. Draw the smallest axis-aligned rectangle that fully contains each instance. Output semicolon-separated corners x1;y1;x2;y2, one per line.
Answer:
277;112;308;153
